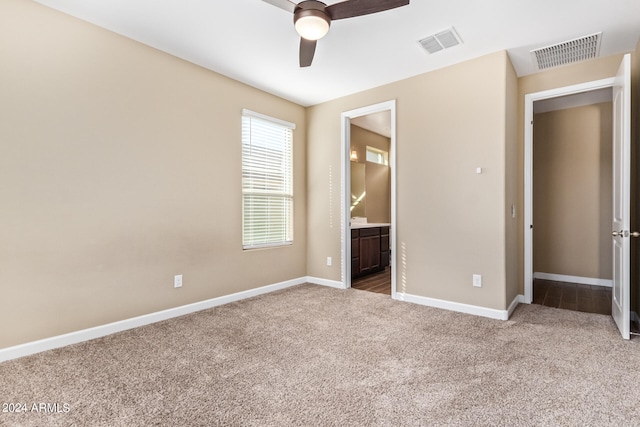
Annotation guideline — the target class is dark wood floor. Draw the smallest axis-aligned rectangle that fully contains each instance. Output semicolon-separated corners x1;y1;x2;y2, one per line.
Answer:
352;274;612;315
352;267;391;295
533;279;612;315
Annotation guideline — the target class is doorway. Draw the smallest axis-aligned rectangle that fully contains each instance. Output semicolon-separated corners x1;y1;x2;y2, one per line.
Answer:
341;100;397;297
524;54;632;339
531;91;613;314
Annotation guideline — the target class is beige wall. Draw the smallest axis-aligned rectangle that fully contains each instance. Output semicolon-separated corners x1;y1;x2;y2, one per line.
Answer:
533;104;613;279
308;51;513;310
504;58;520;306
349;125;391;224
0;0;306;348
4;1;638;352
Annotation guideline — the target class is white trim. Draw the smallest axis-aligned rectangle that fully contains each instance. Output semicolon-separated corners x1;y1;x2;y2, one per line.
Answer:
0;277;307;363
395;292;513;321
524;77;616;304
305;276;345;289
0;277;523;362
341;100;397;297
508;294;526;318
241;108;296;129
341;114;351;288
533;272;613;288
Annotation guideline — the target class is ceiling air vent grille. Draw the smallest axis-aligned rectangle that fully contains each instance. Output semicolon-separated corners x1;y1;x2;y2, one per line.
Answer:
531;32;602;71
418;27;462;54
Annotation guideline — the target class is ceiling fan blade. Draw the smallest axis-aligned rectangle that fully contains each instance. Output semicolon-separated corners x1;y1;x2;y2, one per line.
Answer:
300;38;317;67
326;0;409;20
262;0;296;13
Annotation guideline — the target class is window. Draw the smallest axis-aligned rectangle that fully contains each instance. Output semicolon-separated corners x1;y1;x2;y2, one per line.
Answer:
241;109;295;249
366;146;389;166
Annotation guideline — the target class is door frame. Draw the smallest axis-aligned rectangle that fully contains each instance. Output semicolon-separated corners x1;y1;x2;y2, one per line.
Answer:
524;78;615;304
341;100;397;296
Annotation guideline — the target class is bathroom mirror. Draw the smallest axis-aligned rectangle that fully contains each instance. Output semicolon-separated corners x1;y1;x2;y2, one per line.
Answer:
350;162;366;218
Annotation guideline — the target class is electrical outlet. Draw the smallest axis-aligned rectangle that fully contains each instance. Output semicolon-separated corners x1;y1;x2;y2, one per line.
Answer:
174;274;183;288
327;257;332;266
473;274;482;288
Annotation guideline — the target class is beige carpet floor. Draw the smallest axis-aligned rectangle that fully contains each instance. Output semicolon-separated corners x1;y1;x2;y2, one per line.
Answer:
1;284;640;426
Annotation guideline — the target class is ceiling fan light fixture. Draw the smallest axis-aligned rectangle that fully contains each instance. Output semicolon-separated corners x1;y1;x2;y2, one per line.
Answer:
294;9;330;41
264;0;410;67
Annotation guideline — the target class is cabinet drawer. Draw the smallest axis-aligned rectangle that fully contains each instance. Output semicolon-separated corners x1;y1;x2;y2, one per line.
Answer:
380;226;390;236
351;229;360;239
359;227;380;237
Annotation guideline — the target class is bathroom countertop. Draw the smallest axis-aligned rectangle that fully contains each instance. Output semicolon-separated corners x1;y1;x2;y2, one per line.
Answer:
351;223;391;229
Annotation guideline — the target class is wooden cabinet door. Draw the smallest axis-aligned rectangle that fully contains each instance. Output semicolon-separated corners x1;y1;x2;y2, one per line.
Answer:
360;235;381;274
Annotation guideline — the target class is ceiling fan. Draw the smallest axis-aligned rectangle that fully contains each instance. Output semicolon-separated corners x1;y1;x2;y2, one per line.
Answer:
263;0;410;67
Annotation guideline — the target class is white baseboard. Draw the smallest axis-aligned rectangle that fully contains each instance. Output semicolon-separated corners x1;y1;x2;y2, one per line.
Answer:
305;276;345;289
0;275;523;363
508;294;526;318
394;292;519;321
0;277;308;363
310;277;524;320
533;272;612;288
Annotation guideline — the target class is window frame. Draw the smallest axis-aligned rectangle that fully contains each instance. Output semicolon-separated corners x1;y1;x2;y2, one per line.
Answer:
366;145;389;166
241;109;295;250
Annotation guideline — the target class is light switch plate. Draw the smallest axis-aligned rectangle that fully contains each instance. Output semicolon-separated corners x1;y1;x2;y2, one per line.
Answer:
473;274;482;287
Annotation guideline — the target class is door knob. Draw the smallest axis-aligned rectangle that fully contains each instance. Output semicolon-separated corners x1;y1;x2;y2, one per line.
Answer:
612;231;640;237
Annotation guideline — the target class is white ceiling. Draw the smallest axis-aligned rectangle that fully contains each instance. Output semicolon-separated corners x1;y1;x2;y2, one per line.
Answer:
33;0;640;107
351;111;391;138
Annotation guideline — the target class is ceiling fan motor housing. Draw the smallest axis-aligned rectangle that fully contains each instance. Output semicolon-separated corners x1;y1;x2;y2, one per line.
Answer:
294;1;331;40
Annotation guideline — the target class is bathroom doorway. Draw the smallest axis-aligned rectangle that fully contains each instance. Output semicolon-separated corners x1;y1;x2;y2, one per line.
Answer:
341;100;397;297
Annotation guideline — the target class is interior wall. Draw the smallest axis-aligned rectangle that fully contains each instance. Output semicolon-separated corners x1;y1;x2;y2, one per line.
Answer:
517;54;627;295
308;51;511;311
504;58;520;306
0;0;307;349
349;125;391;224
533;103;613;280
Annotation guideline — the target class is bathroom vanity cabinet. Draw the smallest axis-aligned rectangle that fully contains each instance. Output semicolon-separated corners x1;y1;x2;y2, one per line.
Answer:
351;225;389;279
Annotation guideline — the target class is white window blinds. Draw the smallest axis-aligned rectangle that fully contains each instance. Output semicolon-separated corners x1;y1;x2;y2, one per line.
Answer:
241;109;295;249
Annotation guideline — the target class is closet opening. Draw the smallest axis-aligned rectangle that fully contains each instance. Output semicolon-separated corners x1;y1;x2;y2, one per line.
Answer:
531;89;613;316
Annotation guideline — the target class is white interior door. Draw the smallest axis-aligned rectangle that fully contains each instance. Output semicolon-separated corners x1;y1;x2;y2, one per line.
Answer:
611;54;631;340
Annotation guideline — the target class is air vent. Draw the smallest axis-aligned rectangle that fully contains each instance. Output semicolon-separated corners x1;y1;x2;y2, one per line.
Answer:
531;33;602;71
418;27;462;54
